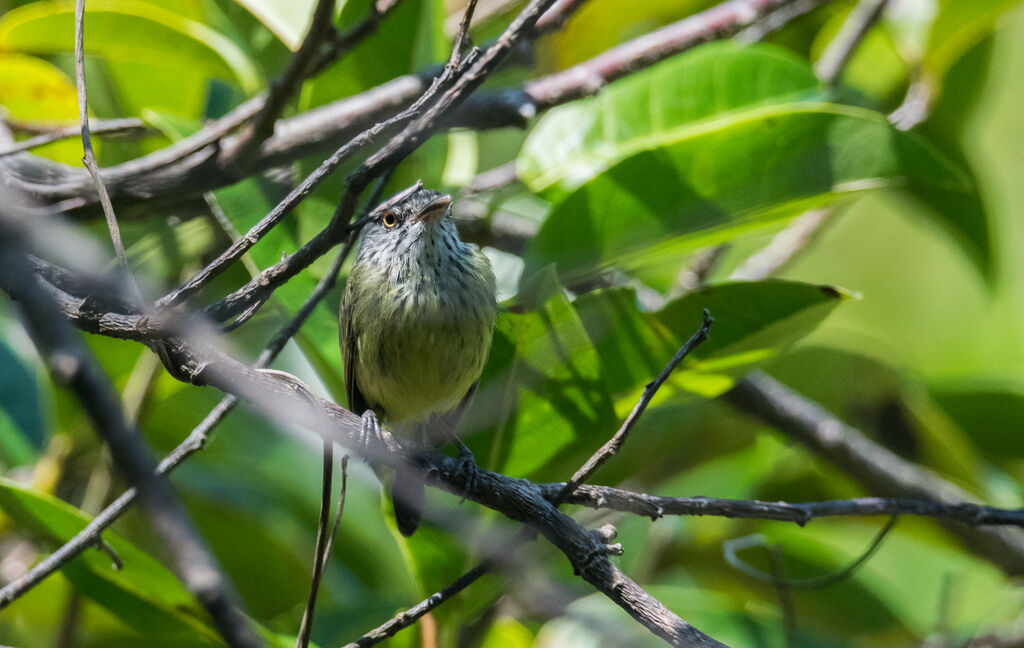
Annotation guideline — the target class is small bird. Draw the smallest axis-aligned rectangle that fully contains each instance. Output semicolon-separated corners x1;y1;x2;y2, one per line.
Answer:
340;186;497;536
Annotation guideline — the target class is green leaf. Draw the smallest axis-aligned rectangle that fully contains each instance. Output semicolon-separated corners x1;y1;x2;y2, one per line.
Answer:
468;266;617;481
575;280;850;402
930;377;1024;461
0;478;224;645
0;0;259;93
925;0;1024;85
232;0;325;51
0;52;85;165
0;337;46;465
523;102;973;283
0;478;297;647
519;42;822;201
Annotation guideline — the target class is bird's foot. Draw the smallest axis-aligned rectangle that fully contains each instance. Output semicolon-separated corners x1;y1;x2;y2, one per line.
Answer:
358;410;398;458
452;438;477;503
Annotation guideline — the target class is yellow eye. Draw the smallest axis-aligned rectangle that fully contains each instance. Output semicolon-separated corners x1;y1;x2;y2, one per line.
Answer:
381;212;398;229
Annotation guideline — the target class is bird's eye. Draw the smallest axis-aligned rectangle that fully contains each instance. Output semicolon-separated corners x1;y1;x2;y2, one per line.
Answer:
381;212;398;229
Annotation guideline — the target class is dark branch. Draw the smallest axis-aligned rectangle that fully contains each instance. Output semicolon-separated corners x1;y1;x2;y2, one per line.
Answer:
0;118;148;159
0;220;260;648
226;0;339;168
554;310;714;504
541;485;1024;527
1;0;836;218
726;371;1024;576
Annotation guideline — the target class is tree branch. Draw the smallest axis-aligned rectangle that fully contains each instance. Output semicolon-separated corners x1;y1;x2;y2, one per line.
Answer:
1;0;837;218
0;118;148;159
0;219;260;648
540;485;1024;527
726;371;1024;576
226;0;338;168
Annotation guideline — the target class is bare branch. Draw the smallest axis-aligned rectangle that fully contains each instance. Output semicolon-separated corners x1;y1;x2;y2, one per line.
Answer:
0;118;148;159
525;0;835;109
227;0;338;167
2;0;838;218
814;0;890;86
73;0;132;289
0;220;261;648
544;486;1024;527
554;310;714;504
726;371;1024;576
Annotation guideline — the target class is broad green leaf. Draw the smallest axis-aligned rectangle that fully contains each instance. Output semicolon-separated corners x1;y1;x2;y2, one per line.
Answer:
0;478;297;646
930;377;1024;461
519;42;822;200
0;478;224;644
0;337;46;466
925;0;1024;85
467;267;617;481
0;52;85;165
574;280;850;402
0;0;259;93
232;0;323;51
523;103;973;283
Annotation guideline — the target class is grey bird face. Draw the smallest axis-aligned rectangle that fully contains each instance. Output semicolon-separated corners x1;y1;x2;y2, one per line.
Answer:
355;189;469;281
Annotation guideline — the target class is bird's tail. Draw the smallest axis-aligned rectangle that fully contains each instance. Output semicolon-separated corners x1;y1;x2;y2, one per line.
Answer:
392;469;425;537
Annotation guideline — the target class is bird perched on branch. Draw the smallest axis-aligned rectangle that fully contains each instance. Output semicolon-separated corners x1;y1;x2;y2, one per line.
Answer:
340;186;497;535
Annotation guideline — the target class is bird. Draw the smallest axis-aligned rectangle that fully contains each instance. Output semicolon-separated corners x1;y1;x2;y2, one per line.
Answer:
340;186;497;536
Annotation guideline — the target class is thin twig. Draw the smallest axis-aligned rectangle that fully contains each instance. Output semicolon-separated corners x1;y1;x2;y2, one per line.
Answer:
295;439;334;648
542;486;1024;527
0;118;147;159
726;371;1024;576
814;0;890;86
322;455;349;568
723;516;897;590
73;0;134;294
553;310;714;505
342;561;494;647
228;0;338;166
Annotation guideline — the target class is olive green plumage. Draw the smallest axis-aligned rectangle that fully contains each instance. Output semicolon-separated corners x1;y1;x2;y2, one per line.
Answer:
339;188;496;535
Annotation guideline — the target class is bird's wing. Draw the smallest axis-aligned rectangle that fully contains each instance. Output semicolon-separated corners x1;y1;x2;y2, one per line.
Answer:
340;284;371;416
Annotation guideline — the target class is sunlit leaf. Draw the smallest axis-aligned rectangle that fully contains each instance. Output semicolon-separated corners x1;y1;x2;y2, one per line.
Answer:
0;52;84;165
232;0;323;51
0;0;259;93
0;478;224;644
925;0;1023;85
575;280;850;402
519;42;822;201
523;102;973;283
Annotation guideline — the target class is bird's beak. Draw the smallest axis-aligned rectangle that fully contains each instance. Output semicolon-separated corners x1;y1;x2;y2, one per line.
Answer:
415;194;452;222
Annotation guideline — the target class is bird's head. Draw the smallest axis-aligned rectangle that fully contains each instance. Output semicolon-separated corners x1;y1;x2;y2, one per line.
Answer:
355;188;469;281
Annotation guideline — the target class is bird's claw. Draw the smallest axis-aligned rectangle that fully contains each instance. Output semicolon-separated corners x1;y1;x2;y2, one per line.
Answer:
358;410;386;457
452;439;477;503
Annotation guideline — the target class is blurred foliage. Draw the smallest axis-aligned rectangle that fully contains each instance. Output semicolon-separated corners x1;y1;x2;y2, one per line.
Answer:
1;0;1024;647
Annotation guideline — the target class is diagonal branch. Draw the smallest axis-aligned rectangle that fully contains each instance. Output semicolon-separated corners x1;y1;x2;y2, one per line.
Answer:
226;0;338;168
0;220;260;648
1;0;838;218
